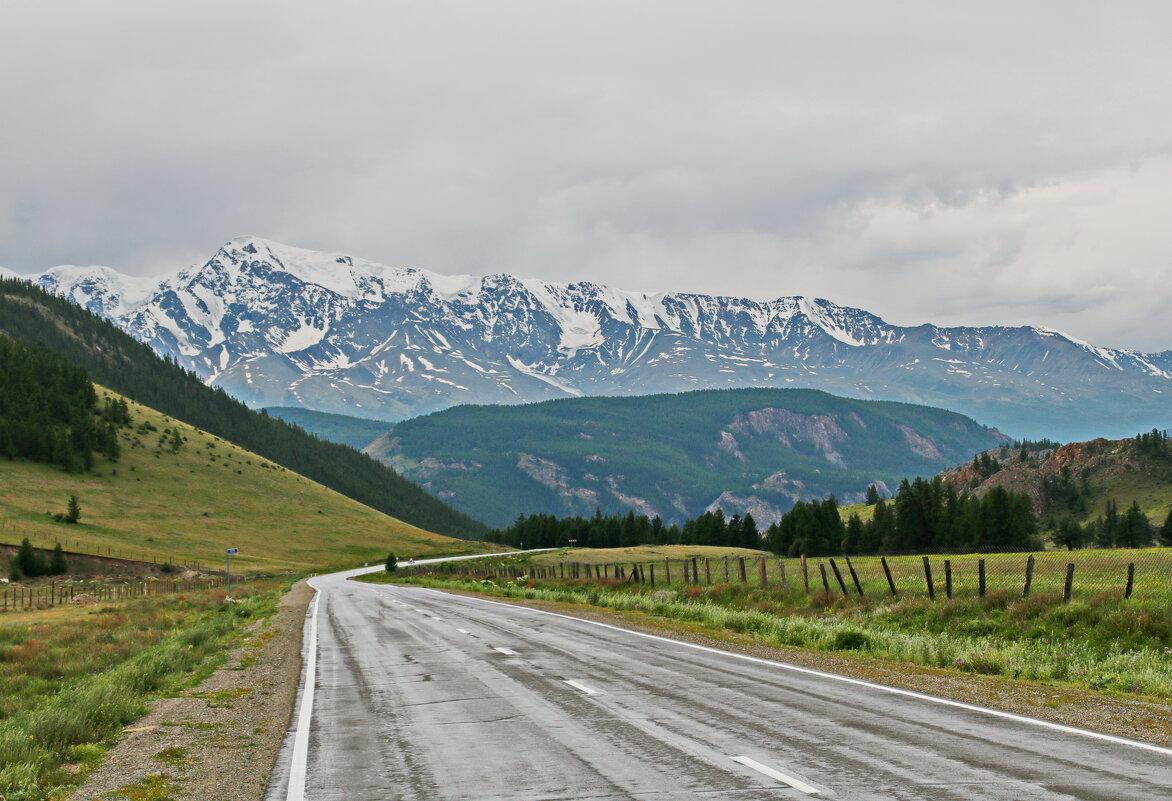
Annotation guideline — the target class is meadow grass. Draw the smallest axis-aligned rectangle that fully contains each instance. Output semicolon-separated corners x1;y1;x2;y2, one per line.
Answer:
0;387;488;573
371;546;1172;700
0;577;290;801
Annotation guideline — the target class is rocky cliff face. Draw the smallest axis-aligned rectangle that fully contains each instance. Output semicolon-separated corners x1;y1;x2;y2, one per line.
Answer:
19;236;1172;440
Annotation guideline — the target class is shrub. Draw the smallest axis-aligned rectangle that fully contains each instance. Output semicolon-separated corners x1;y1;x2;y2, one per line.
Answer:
831;630;872;651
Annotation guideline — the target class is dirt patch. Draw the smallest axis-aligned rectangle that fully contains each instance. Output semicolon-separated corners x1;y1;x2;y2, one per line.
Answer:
69;580;314;801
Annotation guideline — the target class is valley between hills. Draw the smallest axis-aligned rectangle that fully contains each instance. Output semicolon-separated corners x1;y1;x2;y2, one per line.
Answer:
0;266;1169;800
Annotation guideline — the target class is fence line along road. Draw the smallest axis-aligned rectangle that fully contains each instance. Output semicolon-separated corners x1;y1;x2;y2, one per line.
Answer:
401;547;1172;604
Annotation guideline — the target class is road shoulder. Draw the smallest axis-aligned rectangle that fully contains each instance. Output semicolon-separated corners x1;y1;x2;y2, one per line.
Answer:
69;579;314;801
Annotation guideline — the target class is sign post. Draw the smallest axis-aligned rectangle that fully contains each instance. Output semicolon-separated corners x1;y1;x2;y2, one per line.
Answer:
225;548;239;601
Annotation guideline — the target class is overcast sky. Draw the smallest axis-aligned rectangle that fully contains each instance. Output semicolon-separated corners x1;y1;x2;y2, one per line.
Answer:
2;2;1171;350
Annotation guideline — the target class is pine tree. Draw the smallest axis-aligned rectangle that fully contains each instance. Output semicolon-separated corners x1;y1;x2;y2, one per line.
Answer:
66;494;81;524
49;542;67;575
865;484;881;505
1161;508;1172;547
13;538;43;579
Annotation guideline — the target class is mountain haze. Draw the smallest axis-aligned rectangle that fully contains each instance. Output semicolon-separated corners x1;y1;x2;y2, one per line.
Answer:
16;237;1172;440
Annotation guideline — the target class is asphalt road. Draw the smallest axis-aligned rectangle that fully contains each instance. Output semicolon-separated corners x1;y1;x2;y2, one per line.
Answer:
266;562;1171;800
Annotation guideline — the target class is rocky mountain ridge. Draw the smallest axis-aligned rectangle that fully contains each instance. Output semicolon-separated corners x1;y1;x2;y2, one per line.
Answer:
14;236;1172;439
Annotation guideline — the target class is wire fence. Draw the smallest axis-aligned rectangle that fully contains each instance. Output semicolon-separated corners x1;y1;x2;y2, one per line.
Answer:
403;547;1172;604
0;576;232;612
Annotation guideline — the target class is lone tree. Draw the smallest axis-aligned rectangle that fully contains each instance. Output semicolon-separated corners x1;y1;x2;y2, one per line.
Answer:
49;542;67;575
1161;508;1172;547
66;494;81;524
385;552;398;573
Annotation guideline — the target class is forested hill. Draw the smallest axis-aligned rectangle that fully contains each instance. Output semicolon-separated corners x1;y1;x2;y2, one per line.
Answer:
369;387;1009;528
0;278;487;539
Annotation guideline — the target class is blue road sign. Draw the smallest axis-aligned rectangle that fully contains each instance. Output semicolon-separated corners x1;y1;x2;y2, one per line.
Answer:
226;548;239;555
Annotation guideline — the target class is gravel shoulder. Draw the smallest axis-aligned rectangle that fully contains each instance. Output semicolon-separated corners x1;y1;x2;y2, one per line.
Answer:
69;579;314;801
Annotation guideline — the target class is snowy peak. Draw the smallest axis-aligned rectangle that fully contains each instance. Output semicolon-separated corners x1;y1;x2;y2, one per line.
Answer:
33;264;156;318
13;236;1172;440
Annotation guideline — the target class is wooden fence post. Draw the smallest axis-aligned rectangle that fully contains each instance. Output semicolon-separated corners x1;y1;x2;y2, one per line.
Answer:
665;559;671;584
705;558;711;586
723;556;730;584
759;557;767;587
1063;563;1075;603
1125;563;1135;599
844;555;864;597
683;560;690;584
801;555;810;595
691;558;700;585
880;556;897;596
819;563;831;595
978;559;986;598
828;558;849;597
1022;554;1035;598
922;556;935;601
649;563;656;588
944;560;953;599
779;560;788;592
738;557;747;584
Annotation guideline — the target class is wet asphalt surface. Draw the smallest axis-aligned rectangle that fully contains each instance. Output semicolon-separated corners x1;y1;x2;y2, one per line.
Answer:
267;565;1171;800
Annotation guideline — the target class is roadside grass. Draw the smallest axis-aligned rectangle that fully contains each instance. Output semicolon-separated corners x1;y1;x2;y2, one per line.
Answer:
0;387;489;573
0;576;291;801
367;547;1172;700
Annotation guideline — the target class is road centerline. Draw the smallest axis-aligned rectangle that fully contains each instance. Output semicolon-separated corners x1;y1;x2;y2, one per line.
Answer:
730;755;821;795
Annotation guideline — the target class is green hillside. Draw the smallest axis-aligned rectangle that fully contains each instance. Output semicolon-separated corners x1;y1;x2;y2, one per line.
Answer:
943;435;1172;539
0;278;487;539
0;386;487;572
263;406;390;450
369;388;1008;528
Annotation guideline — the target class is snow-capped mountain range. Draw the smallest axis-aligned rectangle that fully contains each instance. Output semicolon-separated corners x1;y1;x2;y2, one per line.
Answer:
9;236;1172;440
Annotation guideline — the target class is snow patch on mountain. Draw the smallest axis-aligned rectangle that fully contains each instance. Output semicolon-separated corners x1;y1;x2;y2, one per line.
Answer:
13;235;1172;439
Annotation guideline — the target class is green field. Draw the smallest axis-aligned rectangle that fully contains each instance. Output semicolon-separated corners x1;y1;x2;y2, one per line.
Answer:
0;388;492;574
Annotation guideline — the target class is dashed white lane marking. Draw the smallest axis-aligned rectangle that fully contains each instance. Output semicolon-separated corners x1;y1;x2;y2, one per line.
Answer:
493;646;517;656
730;756;821;795
285;592;320;801
415;589;1172;758
564;680;600;696
413;607;427;613
457;628;473;635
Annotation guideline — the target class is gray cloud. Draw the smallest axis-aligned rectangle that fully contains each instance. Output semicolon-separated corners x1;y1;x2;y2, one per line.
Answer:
2;1;1171;349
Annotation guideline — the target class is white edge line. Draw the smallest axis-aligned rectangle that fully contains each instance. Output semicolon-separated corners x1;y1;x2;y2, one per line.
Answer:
412;587;1172;757
564;679;600;695
731;755;820;795
286;591;319;801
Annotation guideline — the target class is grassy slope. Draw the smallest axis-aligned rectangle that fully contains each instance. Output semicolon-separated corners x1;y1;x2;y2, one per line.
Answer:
0;388;489;573
950;440;1172;526
0;280;487;539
